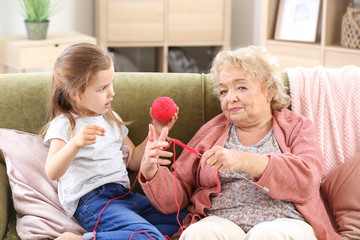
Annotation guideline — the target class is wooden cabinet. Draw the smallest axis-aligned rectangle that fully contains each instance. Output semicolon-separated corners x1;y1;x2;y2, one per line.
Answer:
95;0;231;72
168;0;225;43
0;31;96;73
106;0;164;43
261;0;360;70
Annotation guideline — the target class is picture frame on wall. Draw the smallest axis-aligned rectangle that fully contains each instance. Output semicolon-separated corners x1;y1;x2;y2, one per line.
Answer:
275;0;321;42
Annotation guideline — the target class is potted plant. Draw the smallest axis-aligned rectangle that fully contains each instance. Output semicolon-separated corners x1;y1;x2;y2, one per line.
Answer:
18;0;62;40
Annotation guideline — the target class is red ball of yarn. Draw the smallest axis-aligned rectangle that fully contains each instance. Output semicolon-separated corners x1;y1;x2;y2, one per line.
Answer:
151;97;177;122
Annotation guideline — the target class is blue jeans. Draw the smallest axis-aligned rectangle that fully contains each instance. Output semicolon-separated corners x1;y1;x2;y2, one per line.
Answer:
74;183;188;240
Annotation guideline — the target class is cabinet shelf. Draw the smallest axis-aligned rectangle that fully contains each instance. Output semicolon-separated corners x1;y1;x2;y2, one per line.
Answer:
95;0;231;72
261;0;360;69
266;40;321;49
325;45;360;53
0;31;96;73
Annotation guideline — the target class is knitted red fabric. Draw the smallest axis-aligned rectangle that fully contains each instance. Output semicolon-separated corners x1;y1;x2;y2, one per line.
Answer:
151;97;177;122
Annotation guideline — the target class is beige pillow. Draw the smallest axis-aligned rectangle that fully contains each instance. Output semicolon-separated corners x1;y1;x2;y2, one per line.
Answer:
0;128;86;239
321;153;360;239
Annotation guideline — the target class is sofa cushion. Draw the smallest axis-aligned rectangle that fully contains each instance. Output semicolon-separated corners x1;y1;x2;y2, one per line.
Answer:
321;152;360;239
0;128;86;239
0;161;10;239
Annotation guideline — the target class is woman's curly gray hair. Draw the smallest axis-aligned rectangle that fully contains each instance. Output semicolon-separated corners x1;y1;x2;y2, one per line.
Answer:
209;46;290;110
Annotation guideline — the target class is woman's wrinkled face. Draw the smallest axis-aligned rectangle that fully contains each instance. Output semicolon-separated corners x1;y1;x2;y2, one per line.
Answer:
218;66;273;127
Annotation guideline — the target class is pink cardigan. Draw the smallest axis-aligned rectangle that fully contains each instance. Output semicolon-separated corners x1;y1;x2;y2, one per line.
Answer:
140;108;341;240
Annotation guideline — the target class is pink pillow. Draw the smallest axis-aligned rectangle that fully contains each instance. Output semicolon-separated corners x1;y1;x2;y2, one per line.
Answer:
0;128;86;239
321;152;360;239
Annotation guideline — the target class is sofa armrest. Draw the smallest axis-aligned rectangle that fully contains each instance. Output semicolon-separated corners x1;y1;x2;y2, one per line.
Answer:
0;156;10;239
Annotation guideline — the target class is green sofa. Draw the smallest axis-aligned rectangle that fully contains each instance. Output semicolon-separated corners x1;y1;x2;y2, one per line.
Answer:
0;72;226;239
3;70;359;240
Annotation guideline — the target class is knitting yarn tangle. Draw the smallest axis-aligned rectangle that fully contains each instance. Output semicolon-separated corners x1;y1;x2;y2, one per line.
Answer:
151;97;177;122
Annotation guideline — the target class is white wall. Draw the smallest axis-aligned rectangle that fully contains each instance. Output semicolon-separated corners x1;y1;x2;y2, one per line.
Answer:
0;0;93;36
231;0;261;47
0;0;94;72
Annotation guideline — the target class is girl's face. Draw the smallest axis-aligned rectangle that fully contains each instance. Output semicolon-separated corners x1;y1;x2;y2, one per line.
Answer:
77;65;115;116
218;66;273;128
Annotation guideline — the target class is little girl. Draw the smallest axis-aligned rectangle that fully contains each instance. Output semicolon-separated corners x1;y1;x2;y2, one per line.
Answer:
42;43;186;240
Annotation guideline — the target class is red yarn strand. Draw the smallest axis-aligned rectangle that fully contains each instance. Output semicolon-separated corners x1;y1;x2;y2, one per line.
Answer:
129;231;154;240
164;138;221;200
172;141;184;234
92;169;142;239
216;171;221;199
92;136;221;239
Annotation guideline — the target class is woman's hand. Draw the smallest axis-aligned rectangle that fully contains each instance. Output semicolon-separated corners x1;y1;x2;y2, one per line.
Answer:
140;124;173;181
200;145;241;173
200;145;269;178
150;107;179;137
71;125;105;148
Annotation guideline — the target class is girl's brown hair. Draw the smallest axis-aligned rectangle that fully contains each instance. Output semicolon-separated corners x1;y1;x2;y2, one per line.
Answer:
41;43;129;137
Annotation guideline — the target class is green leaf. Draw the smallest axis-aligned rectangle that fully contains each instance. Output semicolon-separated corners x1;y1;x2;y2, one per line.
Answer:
17;0;62;22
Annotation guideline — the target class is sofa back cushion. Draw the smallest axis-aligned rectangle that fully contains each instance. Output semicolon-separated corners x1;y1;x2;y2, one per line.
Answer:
0;72;221;146
0;73;50;135
0;72;222;238
111;72;221;146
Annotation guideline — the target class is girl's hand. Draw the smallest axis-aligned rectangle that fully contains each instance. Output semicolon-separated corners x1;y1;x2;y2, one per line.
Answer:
71;125;105;148
150;107;179;137
140;124;173;181
45;125;105;181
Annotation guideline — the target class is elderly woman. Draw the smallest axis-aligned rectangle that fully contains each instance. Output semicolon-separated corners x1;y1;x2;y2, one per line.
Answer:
139;46;341;240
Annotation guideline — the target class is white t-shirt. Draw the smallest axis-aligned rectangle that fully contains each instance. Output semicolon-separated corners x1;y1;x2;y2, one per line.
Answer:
44;112;130;216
